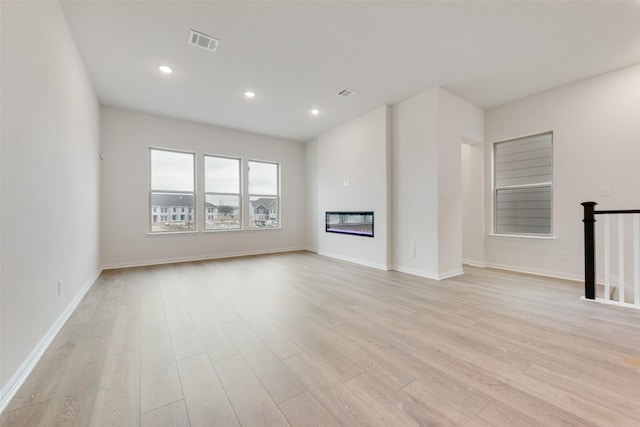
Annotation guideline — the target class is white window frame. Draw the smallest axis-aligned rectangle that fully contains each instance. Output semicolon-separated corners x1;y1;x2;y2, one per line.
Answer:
204;154;243;232
492;132;553;238
149;147;196;234
248;159;281;230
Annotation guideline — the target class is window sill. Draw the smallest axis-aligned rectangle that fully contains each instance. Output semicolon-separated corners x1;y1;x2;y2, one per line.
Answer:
488;233;556;240
146;228;282;235
147;231;198;236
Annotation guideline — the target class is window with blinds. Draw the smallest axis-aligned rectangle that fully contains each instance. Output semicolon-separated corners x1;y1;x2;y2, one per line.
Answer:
494;132;552;236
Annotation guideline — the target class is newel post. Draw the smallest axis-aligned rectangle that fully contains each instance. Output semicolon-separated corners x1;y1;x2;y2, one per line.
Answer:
582;202;597;300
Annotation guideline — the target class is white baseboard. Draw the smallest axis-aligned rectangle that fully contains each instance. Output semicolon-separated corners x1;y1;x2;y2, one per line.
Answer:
462;259;486;268
101;246;307;270
0;269;101;413
483;261;583;282
317;251;388;271
439;268;465;280
391;265;448;281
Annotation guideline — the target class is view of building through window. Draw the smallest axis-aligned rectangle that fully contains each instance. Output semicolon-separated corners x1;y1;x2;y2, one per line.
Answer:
204;155;241;230
150;148;196;232
149;150;280;232
248;160;279;228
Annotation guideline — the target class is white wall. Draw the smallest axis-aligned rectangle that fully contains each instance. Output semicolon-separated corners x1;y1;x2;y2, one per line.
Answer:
100;107;306;268
485;63;640;280
305;138;319;252
308;106;390;269
1;0;101;403
461;141;485;266
391;88;483;279
392;89;440;277
437;89;484;276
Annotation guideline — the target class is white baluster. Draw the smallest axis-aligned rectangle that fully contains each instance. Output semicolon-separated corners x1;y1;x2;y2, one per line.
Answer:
635;214;639;306
619;215;625;304
604;214;610;301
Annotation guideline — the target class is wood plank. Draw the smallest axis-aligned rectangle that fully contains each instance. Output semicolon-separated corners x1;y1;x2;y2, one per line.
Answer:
5;321;86;411
411;346;600;426
141;359;183;414
213;355;290;427
140;290;165;328
140;318;175;369
177;353;240;427
158;270;183;308
269;315;363;383
283;353;384;427
346;372;480;427
400;370;490;418
82;298;119;339
38;335;111;426
478;401;543;427
90;349;141;427
107;303;141;355
296;316;415;390
141;400;190;427
277;391;340;427
188;305;238;362
222;320;304;402
525;363;640;421
0;400;49;427
164;305;205;361
245;317;303;360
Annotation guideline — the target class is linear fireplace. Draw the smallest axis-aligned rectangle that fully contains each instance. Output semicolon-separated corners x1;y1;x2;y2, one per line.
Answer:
325;211;374;237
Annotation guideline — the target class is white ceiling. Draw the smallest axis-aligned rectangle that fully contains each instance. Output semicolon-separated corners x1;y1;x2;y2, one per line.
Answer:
60;1;640;142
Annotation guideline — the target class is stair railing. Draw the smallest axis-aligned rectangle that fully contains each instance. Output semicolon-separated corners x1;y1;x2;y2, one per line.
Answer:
582;201;640;307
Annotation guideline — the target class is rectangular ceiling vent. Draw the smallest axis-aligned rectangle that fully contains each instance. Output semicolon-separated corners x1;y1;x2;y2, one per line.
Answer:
337;88;357;98
188;30;219;52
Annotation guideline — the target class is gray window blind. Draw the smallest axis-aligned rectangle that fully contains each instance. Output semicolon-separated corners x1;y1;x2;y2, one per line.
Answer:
494;132;552;235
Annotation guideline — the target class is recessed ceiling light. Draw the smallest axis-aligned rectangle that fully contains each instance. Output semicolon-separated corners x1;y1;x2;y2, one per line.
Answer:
245;91;256;98
158;65;173;74
311;109;320;116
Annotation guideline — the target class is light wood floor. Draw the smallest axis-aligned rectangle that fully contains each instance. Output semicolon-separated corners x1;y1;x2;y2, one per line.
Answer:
4;251;640;426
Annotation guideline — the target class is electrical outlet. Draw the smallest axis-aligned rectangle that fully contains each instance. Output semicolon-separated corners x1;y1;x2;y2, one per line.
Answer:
396;247;400;257
560;251;568;261
57;280;62;296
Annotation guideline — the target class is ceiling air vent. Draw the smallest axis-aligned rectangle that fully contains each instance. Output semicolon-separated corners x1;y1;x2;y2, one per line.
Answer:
337;88;357;98
188;30;219;52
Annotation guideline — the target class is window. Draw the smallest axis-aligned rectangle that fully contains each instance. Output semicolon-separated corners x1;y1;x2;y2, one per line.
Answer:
249;160;279;229
150;148;195;232
494;132;552;236
204;155;241;230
